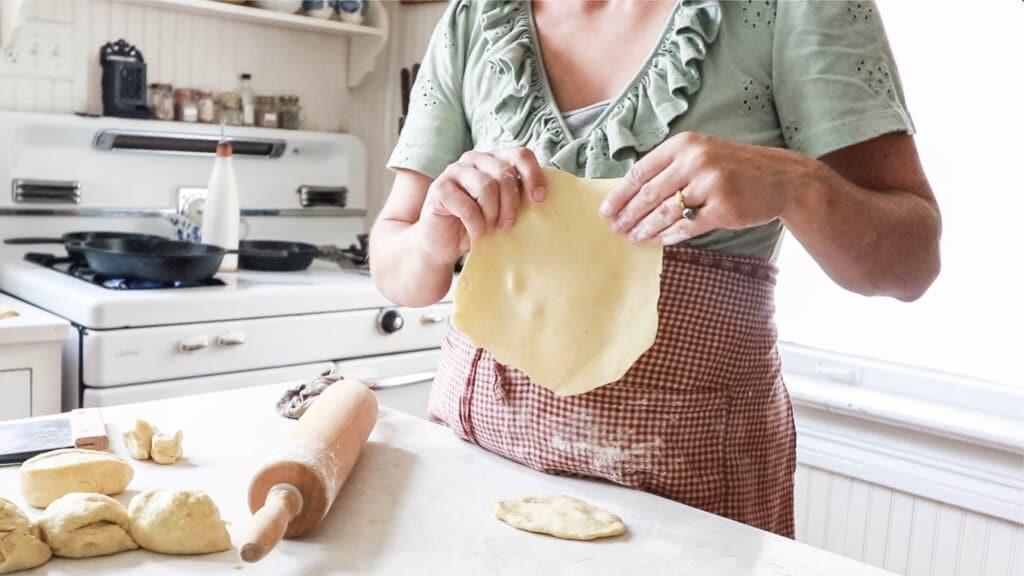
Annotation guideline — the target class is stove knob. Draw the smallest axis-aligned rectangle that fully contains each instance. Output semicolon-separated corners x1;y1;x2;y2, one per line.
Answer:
378;309;404;334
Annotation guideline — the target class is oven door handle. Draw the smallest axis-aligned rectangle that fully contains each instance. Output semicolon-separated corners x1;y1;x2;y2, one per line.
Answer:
364;372;435;390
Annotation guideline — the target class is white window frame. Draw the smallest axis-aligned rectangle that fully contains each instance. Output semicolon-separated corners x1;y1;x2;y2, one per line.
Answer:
781;342;1023;524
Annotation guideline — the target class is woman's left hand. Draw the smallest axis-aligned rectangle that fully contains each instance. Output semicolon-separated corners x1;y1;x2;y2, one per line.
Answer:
599;132;817;245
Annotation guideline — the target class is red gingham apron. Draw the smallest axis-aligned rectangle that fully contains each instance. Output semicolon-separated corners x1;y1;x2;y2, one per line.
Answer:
429;245;797;538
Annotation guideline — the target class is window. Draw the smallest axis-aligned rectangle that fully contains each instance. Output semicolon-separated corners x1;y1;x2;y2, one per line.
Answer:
775;1;1023;392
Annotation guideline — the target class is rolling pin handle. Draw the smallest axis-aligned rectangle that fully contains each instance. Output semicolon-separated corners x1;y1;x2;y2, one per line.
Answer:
240;484;304;563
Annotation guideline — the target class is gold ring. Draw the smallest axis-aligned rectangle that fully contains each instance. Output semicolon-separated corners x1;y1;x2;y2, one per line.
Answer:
676;190;696;220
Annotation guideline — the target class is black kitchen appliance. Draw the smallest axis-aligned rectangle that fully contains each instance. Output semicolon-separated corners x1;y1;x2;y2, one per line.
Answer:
100;39;151;119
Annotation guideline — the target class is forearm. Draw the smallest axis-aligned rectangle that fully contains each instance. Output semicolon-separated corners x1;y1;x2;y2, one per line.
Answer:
369;219;455;307
782;160;941;302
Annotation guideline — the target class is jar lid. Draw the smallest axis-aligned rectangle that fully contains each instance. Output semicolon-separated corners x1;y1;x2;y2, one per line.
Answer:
278;95;300;103
173;88;196;97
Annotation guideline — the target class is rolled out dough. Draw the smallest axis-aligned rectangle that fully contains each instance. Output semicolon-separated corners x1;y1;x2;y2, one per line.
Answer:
452;167;663;396
493;495;627;541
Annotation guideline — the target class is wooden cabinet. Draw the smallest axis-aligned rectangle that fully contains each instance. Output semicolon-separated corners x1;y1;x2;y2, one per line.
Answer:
0;294;70;420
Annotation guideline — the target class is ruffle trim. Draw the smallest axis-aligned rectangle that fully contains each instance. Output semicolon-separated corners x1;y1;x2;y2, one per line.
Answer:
479;0;721;176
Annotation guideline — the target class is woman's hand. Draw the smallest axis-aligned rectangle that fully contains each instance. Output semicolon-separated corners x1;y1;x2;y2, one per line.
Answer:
417;148;547;265
599;132;816;244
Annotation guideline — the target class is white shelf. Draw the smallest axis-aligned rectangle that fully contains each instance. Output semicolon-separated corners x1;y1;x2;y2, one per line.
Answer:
132;0;383;36
116;0;390;87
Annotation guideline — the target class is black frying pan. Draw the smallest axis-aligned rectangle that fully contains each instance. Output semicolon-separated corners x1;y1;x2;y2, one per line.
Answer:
79;237;287;282
4;231;166;262
238;240;321;271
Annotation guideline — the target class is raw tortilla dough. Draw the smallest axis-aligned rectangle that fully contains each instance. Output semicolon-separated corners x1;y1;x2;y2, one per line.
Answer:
493;495;627;541
36;493;137;559
20;448;134;508
122;418;156;461
0;497;51;574
150;430;183;465
453;167;663;396
128;489;231;555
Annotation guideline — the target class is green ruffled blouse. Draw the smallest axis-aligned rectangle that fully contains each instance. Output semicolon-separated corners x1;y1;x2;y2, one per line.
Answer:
387;0;915;261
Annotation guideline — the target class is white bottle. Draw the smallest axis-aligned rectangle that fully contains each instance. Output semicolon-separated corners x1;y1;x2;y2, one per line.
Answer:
239;73;255;127
201;140;240;272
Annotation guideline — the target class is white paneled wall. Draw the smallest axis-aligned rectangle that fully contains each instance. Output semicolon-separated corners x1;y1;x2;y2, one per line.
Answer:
22;0;350;130
795;464;1024;576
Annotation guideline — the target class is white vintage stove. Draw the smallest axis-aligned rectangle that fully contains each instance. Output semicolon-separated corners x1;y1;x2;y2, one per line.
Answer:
0;112;446;415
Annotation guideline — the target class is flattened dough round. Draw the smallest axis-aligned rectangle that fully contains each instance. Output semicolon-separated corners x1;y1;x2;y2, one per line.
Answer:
493;495;627;541
36;493;137;558
20;448;134;508
0;497;51;574
453;167;663;396
128;489;231;555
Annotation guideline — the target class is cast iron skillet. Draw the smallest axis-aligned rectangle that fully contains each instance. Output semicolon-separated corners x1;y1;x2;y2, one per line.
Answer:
78;237;287;282
4;231;166;262
238;240;321;271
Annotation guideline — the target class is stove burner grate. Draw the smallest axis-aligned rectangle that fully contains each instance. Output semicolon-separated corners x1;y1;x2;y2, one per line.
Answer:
24;252;225;290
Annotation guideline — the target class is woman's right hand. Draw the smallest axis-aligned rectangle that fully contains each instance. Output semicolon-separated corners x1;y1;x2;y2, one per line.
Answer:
415;148;547;266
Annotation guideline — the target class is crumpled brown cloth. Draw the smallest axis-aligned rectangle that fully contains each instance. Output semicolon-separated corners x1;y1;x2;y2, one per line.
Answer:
276;369;345;419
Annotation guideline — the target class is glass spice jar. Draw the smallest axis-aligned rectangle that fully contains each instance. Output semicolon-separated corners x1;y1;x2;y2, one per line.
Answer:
278;95;301;130
173;88;199;123
197;90;216;124
254;95;279;128
149;83;174;120
215;92;243;126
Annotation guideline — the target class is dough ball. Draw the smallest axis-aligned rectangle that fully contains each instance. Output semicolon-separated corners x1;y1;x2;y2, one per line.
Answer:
123;418;156;461
0;497;51;574
20;448;134;508
150;430;183;465
493;495;626;541
36;493;137;559
129;489;230;555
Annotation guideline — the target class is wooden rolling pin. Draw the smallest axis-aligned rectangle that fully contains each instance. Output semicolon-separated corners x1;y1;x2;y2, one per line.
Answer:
241;379;378;563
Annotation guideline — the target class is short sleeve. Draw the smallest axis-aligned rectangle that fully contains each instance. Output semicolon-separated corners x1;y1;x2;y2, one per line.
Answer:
772;1;915;158
387;1;473;179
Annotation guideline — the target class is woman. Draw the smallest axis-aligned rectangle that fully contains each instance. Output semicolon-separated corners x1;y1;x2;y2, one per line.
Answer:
371;0;940;538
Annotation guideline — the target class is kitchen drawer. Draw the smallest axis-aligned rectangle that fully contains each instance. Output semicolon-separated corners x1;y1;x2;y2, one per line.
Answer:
81;304;451;387
0;370;31;421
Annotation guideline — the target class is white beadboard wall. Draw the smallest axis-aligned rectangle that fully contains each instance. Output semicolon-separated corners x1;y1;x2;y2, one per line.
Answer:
2;0;351;129
795;464;1023;576
0;0;429;216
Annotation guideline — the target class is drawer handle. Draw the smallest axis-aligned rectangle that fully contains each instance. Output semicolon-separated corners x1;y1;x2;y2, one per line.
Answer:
217;332;247;346
365;372;435;390
420;312;448;325
178;335;209;352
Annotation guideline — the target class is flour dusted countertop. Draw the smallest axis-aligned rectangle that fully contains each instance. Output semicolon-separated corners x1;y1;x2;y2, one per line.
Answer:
0;384;892;575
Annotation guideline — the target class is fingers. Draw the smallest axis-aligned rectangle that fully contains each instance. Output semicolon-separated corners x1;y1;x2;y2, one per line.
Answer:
657;201;718;245
461;151;520;229
599;140;676;219
431;179;486;241
494;148;546;202
613;160;685;238
629;195;683;242
450;161;501;231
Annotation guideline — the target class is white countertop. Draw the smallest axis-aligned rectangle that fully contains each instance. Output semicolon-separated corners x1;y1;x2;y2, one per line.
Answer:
0;384;892;575
0;292;69;345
